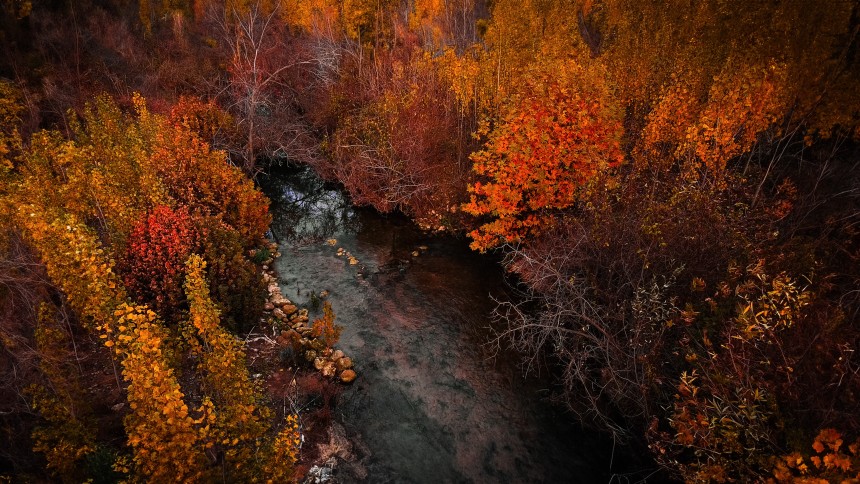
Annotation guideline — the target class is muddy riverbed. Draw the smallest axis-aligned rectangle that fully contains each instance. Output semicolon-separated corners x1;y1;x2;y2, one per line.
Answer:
261;165;619;483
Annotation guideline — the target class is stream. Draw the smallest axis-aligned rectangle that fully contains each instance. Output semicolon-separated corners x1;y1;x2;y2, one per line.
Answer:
261;165;617;483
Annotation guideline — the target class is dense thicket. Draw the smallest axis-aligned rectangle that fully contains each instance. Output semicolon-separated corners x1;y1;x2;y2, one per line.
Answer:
0;87;299;480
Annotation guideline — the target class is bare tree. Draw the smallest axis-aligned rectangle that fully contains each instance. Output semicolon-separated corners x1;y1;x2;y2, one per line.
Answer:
489;221;679;441
211;1;321;175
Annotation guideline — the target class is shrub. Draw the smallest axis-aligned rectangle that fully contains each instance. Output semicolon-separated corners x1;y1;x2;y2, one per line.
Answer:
195;217;265;334
122;205;198;324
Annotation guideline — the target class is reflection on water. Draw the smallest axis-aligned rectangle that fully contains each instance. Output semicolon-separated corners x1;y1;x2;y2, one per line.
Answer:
264;165;360;247
260;165;614;483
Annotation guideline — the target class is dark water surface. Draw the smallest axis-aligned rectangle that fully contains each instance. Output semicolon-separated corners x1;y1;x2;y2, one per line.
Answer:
261;166;615;483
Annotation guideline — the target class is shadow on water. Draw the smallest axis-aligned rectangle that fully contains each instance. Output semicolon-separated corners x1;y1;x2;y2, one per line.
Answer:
259;165;632;483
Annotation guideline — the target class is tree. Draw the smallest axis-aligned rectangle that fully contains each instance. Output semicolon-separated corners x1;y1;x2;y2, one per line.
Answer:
183;254;281;480
212;0;320;174
464;62;623;251
4;93;284;481
122;205;199;324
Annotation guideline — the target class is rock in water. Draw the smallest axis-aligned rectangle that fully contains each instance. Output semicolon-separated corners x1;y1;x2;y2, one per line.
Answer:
303;458;336;484
340;369;357;383
336;357;353;370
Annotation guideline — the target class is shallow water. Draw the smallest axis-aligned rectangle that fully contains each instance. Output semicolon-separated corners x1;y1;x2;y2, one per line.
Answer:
261;165;614;483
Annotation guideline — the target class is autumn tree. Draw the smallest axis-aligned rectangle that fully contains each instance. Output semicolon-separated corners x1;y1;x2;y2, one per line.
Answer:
183;254;286;480
195;217;265;333
11;205;208;480
135;94;272;244
122;205;199;323
2;92;290;481
325;48;473;226
201;0;325;174
463;63;623;250
169;95;239;152
27;303;96;481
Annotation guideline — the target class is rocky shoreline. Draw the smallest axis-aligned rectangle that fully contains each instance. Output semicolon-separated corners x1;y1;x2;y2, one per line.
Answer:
253;240;357;385
249;240;371;483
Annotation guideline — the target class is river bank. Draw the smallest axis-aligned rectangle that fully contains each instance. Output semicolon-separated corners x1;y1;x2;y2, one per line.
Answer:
258;164;631;483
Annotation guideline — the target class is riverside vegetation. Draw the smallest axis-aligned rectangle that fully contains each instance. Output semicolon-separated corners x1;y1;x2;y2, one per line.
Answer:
1;0;860;482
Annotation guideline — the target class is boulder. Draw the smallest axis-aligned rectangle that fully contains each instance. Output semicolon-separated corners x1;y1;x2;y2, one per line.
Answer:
321;362;336;378
339;369;357;384
291;310;309;324
313;357;325;370
273;308;287;321
304;459;335;484
264;302;275;311
336;357;353;370
332;349;344;360
282;304;298;315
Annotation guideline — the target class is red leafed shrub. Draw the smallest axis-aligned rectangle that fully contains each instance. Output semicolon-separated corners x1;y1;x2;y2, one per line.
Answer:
122;205;198;323
146;124;271;247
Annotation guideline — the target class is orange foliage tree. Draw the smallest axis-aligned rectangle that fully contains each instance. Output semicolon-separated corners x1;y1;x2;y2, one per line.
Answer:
123;205;199;324
464;64;623;250
12;207;207;480
183;254;268;476
110;303;208;481
138;95;271;245
169;95;238;151
3;92;292;480
184;254;300;479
